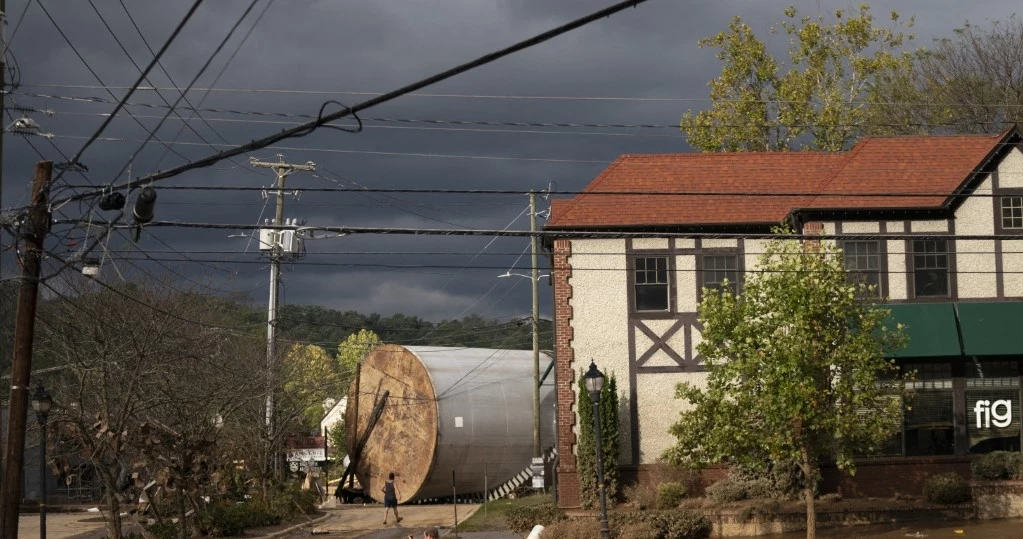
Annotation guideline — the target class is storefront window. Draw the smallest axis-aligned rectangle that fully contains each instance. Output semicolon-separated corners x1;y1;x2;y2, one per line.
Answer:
904;363;955;456
966;359;1021;454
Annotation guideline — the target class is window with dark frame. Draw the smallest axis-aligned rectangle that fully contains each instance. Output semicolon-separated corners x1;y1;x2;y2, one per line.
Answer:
634;256;670;312
1003;196;1023;229
911;239;949;298
702;254;739;295
842;241;881;297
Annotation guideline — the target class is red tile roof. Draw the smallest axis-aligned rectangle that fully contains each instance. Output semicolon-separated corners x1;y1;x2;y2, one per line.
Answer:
546;131;1011;229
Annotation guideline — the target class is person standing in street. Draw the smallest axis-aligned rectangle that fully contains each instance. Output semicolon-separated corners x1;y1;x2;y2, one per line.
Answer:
382;471;402;525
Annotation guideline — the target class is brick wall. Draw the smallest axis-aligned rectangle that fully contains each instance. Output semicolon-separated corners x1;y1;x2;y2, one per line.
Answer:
553;239;581;508
821;457;973;498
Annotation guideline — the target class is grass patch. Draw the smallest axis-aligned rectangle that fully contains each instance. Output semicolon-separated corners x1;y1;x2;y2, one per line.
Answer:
456;493;554;532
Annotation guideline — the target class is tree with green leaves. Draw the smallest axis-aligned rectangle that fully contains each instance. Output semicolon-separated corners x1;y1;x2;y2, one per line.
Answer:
664;231;910;539
336;329;380;374
681;4;916;152
576;370;620;509
283;344;343;432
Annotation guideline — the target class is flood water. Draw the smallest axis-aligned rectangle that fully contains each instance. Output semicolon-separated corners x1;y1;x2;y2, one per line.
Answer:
774;518;1023;538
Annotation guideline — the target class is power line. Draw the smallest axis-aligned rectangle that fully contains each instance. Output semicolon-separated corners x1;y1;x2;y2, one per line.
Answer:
47;134;612;164
34;104;1022;133
103;0;262;187
49;220;1023;241
36;0;204;169
53;184;1023;199
21;84;1023;108
48;0;653;207
84;256;1023;276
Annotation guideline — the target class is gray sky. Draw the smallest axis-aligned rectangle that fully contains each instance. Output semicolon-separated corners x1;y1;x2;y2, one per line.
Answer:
1;0;1018;323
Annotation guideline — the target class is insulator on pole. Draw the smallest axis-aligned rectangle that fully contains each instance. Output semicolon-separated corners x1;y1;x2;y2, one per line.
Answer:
132;186;157;224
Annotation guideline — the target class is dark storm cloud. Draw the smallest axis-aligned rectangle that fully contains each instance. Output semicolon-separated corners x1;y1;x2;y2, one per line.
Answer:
3;0;1020;325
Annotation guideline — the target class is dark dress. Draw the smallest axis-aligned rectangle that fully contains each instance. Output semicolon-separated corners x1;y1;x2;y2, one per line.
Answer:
383;480;397;507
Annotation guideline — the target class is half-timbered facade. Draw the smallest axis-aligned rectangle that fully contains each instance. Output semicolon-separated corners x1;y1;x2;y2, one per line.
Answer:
545;127;1023;507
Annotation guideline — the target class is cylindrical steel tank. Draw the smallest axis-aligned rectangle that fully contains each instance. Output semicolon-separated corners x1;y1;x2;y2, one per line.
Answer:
345;345;555;503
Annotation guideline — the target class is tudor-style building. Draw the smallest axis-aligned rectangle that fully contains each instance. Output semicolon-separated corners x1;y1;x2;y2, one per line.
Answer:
544;127;1023;508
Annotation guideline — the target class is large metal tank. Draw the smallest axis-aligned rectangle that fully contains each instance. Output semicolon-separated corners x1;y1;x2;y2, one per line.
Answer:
345;345;555;503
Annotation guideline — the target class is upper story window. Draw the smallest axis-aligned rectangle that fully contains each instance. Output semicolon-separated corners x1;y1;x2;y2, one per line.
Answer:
1003;196;1023;230
701;254;739;295
634;256;669;311
911;239;949;298
842;240;881;297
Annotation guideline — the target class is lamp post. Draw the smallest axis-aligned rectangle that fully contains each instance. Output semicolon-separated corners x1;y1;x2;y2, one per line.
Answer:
583;362;611;539
31;385;52;539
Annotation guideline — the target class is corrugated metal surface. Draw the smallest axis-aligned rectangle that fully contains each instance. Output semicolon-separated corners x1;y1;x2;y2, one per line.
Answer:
347;345;555;502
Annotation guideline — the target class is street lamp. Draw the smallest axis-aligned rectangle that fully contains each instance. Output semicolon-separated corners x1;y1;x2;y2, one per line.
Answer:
31;385;53;539
583;362;611;539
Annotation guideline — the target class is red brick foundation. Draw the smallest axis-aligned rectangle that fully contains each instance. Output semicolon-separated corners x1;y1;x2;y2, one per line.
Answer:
553;239;581;508
821;457;973;498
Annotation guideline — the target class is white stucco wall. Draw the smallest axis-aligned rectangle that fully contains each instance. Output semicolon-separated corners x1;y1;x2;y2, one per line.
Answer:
1004;240;1023;297
634;238;668;250
910;220;949;233
887;240;907;300
676;254;697;312
636;371;708;463
1000;148;1023;188
843;222;880;234
954;175;997;298
567;239;631;463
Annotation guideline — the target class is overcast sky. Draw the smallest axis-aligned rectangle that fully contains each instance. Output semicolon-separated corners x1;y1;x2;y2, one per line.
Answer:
1;0;1018;325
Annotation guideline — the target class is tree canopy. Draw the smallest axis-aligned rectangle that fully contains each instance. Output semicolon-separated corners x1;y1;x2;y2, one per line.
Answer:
665;232;910;539
681;4;917;152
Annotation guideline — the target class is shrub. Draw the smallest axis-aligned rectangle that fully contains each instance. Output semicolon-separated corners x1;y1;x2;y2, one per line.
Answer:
705;478;747;503
743;478;776;500
539;518;602;539
143;522;178;539
609;509;711;539
922;473;971;504
505;503;565;534
650;509;712;539
657;482;688;509
623;483;658;510
617;522;660;539
972;451;1023;480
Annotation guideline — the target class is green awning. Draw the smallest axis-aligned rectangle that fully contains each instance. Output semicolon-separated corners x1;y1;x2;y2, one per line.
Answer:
957;302;1023;356
885;303;962;358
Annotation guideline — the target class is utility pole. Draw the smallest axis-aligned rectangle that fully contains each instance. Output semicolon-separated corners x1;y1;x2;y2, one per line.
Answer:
530;191;541;459
0;161;52;539
250;155;314;475
0;0;9;505
1;0;7;266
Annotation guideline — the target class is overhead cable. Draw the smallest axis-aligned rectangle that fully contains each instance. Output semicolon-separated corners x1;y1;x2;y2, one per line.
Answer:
49;0;652;207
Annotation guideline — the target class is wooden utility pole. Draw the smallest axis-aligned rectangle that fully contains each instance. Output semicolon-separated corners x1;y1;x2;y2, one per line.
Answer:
0;161;53;539
249;155;315;476
348;362;360;489
530;191;541;459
